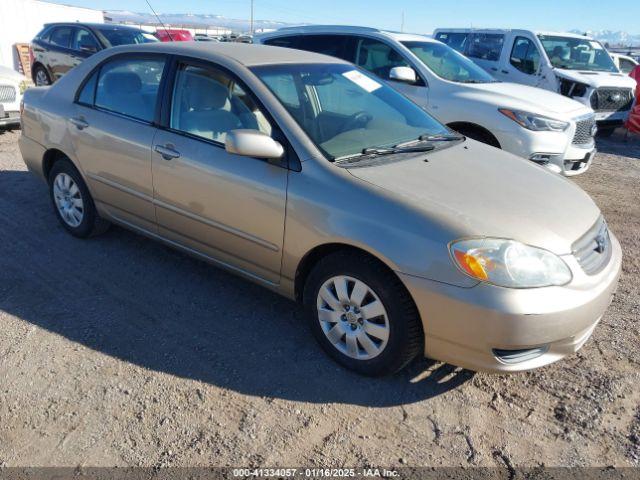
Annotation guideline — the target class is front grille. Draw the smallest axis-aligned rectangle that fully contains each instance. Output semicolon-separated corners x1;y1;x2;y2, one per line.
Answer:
0;84;16;103
572;115;596;145
590;88;633;112
572;216;612;275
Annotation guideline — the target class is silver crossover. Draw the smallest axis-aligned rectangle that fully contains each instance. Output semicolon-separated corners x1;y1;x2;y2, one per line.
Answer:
19;42;621;375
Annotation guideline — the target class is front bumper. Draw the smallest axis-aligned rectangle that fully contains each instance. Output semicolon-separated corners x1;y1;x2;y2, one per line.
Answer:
398;232;622;373
493;124;595;177
0;109;20;127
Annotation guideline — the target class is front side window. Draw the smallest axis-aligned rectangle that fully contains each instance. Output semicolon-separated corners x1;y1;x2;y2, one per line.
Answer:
73;28;100;52
467;33;504;61
50;27;72;48
403;41;496;83
95;57;165;122
253;63;449;160
510;37;541;75
355;38;411;80
170;64;272;144
538;35;617;72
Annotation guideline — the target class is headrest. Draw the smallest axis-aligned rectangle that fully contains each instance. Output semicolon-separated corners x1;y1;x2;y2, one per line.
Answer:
184;73;228;110
103;71;142;95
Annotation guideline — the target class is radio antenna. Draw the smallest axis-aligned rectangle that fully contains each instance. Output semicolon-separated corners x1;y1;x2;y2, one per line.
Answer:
144;0;173;41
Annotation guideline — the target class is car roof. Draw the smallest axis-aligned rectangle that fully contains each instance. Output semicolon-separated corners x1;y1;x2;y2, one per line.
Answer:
258;25;435;43
44;22;145;32
102;41;351;66
433;28;596;41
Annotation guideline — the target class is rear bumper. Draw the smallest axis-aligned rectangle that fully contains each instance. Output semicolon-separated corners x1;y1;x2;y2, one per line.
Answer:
398;232;622;373
18;134;47;182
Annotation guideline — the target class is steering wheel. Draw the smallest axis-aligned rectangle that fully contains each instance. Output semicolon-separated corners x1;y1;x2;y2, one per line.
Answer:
342;111;373;131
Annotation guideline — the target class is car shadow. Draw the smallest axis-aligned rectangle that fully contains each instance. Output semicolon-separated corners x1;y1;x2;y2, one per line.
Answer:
0;169;473;407
596;128;640;160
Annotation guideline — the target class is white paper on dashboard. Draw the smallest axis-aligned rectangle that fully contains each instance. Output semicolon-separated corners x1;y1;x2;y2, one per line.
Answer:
342;70;382;93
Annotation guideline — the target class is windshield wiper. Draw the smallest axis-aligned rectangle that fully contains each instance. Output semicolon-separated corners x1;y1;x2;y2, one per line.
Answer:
360;144;436;156
418;133;465;142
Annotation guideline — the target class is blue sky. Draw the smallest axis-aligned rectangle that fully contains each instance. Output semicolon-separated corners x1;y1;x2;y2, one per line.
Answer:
50;0;639;34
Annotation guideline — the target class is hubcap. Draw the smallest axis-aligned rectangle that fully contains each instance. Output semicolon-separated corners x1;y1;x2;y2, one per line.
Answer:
35;69;49;86
52;173;84;227
316;275;390;360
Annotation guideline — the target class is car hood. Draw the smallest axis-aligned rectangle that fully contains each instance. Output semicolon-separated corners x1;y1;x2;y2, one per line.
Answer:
554;68;637;89
0;65;25;84
464;81;588;116
346;140;600;255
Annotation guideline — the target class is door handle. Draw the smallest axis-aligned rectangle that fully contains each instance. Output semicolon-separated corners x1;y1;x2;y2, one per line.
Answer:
70;117;89;130
501;70;509;74
154;144;181;160
490;67;498;71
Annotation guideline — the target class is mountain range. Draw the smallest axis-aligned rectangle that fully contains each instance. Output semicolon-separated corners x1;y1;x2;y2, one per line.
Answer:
104;11;640;45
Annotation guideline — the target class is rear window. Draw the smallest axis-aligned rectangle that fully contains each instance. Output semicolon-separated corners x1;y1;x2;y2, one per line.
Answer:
466;33;504;61
434;32;469;53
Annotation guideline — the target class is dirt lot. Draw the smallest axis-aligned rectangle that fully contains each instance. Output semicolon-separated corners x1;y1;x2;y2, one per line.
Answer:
0;128;639;469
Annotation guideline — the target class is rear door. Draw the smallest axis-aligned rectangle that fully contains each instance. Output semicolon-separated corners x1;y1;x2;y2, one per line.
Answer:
465;32;505;78
151;58;289;284
70;54;167;231
47;26;76;80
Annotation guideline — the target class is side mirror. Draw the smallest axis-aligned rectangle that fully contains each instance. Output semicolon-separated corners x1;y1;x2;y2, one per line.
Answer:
80;44;98;53
389;66;417;84
225;129;284;160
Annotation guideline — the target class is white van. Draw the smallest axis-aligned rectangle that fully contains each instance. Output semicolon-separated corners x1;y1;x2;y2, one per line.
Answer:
433;29;636;135
256;26;596;175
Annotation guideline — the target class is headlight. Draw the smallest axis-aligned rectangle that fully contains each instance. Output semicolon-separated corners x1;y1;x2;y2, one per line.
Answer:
499;108;569;132
19;80;28;94
450;238;572;288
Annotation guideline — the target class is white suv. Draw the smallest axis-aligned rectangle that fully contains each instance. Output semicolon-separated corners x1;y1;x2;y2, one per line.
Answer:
0;66;27;130
433;29;636;136
257;26;597;176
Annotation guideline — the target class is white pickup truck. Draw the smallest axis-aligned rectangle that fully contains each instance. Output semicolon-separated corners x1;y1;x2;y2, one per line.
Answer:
433;29;636;135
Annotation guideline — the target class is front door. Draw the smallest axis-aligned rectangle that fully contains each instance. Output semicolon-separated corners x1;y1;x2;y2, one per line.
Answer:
70;55;167;231
152;60;288;284
353;37;429;108
506;35;543;87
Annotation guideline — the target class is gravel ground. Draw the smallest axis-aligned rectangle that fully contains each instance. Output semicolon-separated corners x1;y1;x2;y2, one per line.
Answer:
0;127;638;468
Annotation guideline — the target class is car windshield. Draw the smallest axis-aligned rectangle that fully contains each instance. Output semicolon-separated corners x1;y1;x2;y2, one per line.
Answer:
538;35;617;72
251;63;450;160
402;41;497;83
96;28;158;47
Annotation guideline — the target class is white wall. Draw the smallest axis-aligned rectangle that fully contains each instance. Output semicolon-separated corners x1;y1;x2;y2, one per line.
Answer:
0;0;103;71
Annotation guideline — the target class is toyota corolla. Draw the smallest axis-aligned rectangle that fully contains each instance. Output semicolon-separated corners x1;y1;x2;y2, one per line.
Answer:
19;42;621;375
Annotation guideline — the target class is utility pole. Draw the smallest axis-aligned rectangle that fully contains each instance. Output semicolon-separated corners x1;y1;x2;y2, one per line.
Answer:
250;0;254;35
400;10;405;33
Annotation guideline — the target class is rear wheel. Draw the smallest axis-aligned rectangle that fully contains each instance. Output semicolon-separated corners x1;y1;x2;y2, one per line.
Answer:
33;65;51;86
303;251;423;376
48;159;109;238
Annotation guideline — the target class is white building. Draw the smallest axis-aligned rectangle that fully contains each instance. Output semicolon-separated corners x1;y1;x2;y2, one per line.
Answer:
0;0;103;71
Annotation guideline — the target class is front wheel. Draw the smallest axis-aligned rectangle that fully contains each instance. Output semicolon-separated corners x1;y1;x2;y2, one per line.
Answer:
303;251;423;376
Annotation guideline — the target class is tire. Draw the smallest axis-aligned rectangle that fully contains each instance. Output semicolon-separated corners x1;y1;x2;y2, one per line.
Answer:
302;251;423;376
451;125;500;148
48;159;110;238
33;65;52;86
